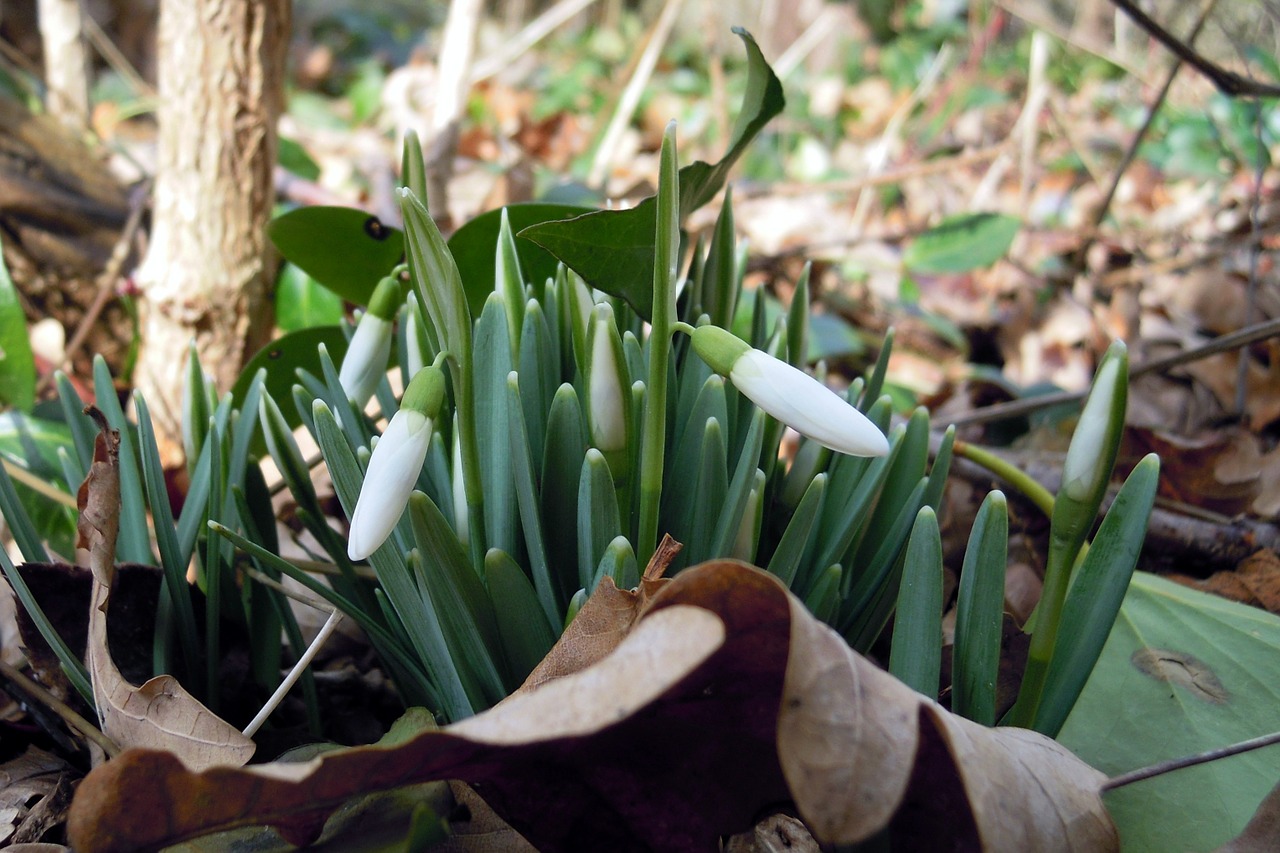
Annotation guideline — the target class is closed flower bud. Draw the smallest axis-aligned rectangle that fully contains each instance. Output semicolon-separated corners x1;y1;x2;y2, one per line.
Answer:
347;366;445;560
339;276;402;407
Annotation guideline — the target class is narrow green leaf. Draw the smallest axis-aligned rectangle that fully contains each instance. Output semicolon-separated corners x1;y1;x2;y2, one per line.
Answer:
785;262;811;368
135;394;200;675
495;208;526;353
859;329;894;412
709;409;766;558
577;448;621;590
484;548;556;685
92;357;152;565
598;535;639;590
474;294;519;559
541;384;587;604
408;492;509;708
54;372;94;473
922;425;955;512
766;473;826;588
701;187;738;330
951;491;1009;726
505;376;557;626
0;449;49;563
850;407;930;571
889;507;943;697
1034;454;1159;736
0;548;93;705
683;418;727;568
804;564;843;625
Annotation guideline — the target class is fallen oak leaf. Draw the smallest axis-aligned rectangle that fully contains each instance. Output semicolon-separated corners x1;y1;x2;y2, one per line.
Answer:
779;584;1117;848
79;409;255;771
68;561;1115;852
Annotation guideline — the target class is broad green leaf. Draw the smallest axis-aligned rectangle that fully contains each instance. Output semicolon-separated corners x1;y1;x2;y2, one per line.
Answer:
1058;573;1280;852
231;326;348;454
277;137;321;181
520;29;784;321
902;213;1020;274
267;207;404;305
447;203;591;322
0;233;34;411
275;263;344;331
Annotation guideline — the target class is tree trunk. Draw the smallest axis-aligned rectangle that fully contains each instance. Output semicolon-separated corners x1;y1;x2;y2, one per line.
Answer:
133;0;290;465
38;0;90;131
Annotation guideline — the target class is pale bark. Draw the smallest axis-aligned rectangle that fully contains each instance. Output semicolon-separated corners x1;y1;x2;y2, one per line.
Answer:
133;0;289;464
38;0;90;130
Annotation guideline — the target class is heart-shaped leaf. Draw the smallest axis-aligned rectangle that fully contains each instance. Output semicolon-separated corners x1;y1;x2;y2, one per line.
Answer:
520;28;785;321
268;207;404;306
1058;572;1280;851
447;203;593;320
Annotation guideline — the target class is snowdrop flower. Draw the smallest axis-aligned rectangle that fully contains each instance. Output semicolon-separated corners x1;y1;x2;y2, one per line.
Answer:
586;303;629;454
1060;341;1127;502
347;365;446;560
339;276;401;408
690;325;888;457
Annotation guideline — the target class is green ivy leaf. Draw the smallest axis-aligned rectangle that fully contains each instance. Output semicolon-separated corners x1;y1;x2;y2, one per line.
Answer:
0;233;35;412
520;28;784;321
275;264;345;332
903;213;1020;274
447;203;592;321
268;207;404;305
231;326;348;447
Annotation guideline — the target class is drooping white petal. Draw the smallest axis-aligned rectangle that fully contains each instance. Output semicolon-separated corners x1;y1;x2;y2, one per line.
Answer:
339;314;393;407
730;349;888;457
347;409;431;560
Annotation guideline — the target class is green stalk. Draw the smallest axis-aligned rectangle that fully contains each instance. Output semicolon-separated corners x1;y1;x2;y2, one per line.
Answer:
637;123;680;559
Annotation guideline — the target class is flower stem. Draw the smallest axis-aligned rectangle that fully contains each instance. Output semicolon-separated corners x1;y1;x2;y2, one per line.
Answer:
637;123;680;561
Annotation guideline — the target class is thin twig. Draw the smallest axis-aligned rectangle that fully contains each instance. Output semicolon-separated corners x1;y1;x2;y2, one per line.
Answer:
1108;0;1280;98
994;0;1155;85
0;659;121;758
47;178;151;391
851;45;952;234
1084;0;1217;253
736;143;1010;198
1235;98;1267;416
1103;730;1280;791
242;609;343;738
80;10;155;99
950;314;1280;426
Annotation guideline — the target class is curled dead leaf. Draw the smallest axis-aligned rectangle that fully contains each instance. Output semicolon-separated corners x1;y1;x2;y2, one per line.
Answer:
68;561;1115;852
79;411;254;771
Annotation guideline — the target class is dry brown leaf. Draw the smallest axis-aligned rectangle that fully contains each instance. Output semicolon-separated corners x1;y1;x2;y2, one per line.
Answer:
79;414;255;771
67;562;1115;852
